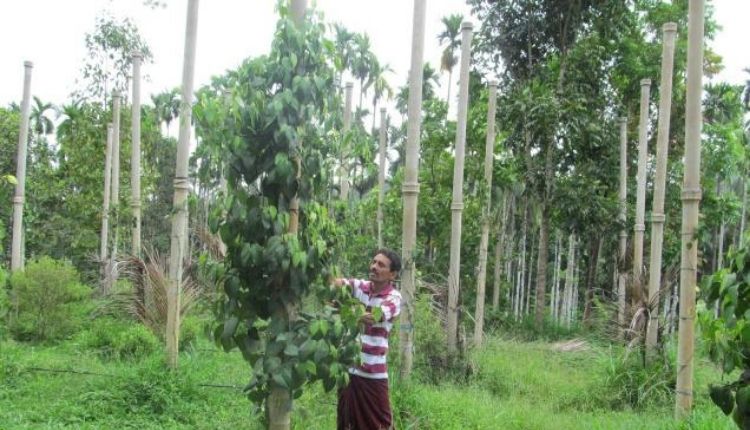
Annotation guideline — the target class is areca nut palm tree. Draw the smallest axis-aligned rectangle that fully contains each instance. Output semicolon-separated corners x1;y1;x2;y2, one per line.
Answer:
437;14;463;106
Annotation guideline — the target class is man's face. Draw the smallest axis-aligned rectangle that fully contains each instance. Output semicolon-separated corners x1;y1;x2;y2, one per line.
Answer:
369;253;396;284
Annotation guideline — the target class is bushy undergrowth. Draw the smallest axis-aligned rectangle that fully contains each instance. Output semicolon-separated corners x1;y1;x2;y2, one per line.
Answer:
409;291;476;385
485;311;584;342
601;345;676;410
77;318;160;360
8;257;92;342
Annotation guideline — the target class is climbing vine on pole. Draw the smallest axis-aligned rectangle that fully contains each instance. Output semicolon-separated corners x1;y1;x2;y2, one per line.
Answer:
210;6;362;407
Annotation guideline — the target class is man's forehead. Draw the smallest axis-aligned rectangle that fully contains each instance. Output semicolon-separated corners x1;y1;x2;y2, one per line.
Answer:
373;253;391;264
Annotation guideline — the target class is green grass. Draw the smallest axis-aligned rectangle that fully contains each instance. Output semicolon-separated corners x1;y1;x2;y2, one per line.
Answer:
0;331;740;429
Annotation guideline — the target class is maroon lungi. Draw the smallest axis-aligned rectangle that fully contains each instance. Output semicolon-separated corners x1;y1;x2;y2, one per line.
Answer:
337;374;392;430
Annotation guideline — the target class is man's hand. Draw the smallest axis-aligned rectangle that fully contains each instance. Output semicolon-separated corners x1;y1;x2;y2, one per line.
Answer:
333;278;347;287
359;312;376;326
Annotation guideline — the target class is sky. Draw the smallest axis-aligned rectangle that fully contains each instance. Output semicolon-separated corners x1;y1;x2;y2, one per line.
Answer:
0;0;747;117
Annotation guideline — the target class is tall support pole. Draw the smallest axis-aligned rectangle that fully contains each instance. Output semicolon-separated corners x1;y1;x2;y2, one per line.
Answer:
131;51;143;257
676;0;704;418
399;0;426;379
340;82;353;201
108;91;122;292
101;125;114;291
633;79;651;305
473;82;498;346
11;61;33;271
446;22;473;353
377;107;387;248
617;116;628;338
646;23;678;359
166;0;199;369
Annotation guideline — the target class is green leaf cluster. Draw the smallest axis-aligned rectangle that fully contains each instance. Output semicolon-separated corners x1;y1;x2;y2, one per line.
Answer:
206;7;363;405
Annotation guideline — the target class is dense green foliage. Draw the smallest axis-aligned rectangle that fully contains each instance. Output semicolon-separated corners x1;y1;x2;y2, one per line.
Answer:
8;257;91;342
204;8;364;406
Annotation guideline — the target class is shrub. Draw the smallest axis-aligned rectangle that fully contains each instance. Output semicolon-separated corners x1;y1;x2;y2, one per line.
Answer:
79;318;159;360
179;315;204;351
112;323;160;360
412;290;475;385
9;257;92;342
601;345;675;410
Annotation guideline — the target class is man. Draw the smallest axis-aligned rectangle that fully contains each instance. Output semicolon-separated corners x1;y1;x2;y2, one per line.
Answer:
335;248;402;430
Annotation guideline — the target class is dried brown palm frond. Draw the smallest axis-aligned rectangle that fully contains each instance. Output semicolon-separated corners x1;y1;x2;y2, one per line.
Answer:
194;225;226;261
618;263;680;354
99;248;202;340
419;275;448;326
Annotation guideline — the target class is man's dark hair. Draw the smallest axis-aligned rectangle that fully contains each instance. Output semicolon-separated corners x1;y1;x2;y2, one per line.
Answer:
375;248;401;274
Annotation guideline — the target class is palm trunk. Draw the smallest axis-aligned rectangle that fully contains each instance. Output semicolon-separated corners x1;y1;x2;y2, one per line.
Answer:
109;92;122;292
377;108;387;248
617;116;628;339
399;0;426;379
563;233;576;327
131;51;143;258
492;194;511;311
166;0;199;369
473;82;497;346
551;233;561;322
101;125;114;292
340;82;353;201
582;237;601;325
446;22;473;353
633;79;652;306
11;61;33;272
739;176;747;244
675;0;704;417
646;23;677;360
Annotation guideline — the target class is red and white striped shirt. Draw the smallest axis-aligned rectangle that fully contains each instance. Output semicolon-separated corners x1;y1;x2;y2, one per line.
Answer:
344;278;401;379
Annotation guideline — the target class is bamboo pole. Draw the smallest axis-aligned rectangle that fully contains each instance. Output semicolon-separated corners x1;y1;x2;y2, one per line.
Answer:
473;82;498;346
633;79;651;305
166;0;199;369
676;0;704;418
340;82;353;201
377;107;387;248
101;125;114;291
617;116;628;338
399;0;426;379
646;23;677;359
446;21;473;352
131;51;143;257
11;61;33;271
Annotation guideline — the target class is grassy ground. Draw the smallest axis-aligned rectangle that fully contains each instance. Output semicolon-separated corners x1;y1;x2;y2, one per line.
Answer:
0;332;738;429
